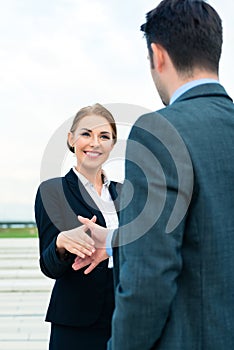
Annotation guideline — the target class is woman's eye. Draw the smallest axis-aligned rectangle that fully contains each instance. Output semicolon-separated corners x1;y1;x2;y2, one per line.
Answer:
81;132;90;137
100;135;110;140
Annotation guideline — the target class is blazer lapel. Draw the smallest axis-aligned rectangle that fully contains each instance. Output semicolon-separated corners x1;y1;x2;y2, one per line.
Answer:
108;181;121;214
64;169;106;226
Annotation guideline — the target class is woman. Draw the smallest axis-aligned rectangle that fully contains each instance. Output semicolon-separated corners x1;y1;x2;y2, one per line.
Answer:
35;103;120;350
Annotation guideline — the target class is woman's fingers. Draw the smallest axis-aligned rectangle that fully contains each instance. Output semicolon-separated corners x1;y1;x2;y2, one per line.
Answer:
63;229;95;247
72;243;96;257
61;230;96;257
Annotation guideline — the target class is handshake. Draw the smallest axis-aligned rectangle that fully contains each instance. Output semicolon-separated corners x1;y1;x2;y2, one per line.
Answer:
56;215;111;274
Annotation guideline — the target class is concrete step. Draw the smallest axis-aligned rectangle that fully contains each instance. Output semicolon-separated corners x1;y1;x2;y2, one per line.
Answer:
0;239;52;348
0;238;38;247
0;291;50;313
0;259;40;270
0;269;44;279
0;253;38;259
0;279;53;292
0;339;48;350
0;291;50;349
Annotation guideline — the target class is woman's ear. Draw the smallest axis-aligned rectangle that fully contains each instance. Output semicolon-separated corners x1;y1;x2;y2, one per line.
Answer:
67;132;76;153
67;132;74;148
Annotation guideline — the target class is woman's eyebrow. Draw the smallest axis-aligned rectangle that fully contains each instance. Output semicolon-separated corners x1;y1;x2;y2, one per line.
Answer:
80;128;92;132
80;128;111;135
100;131;111;134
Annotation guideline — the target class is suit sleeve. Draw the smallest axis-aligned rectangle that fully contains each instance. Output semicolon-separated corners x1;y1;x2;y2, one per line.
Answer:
35;179;74;279
109;113;193;349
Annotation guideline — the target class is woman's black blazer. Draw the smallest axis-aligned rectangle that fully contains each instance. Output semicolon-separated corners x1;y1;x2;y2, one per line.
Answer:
35;168;120;327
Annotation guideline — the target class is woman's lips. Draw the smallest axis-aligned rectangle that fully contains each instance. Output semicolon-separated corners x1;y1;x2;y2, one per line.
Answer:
84;151;102;158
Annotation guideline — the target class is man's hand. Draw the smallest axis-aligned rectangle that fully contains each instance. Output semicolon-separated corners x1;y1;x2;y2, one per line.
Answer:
71;216;110;274
78;215;108;248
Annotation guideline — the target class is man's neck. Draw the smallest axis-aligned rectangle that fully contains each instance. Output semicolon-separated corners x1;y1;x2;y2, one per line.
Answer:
168;70;219;105
171;70;219;97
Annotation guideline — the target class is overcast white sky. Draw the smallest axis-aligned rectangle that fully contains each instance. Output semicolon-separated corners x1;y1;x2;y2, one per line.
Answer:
0;0;233;221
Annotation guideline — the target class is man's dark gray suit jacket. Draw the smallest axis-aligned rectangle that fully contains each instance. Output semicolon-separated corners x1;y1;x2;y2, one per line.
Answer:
109;83;234;350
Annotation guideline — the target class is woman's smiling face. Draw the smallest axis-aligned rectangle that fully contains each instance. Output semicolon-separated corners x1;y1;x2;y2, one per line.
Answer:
68;114;114;173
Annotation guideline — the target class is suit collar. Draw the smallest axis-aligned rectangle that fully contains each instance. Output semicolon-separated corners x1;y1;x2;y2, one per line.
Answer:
64;168;121;221
173;83;233;104
64;169;104;222
170;79;220;105
65;168;85;189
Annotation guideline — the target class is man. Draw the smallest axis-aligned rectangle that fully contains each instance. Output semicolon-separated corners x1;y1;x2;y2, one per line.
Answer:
76;0;234;348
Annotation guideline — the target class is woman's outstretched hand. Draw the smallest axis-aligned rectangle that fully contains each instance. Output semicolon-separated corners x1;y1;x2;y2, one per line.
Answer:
56;216;97;259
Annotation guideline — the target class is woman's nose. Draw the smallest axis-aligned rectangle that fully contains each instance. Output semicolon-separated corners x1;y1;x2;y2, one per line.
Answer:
89;135;99;147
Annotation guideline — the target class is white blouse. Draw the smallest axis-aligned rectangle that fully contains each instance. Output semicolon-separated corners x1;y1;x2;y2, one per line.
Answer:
72;167;118;267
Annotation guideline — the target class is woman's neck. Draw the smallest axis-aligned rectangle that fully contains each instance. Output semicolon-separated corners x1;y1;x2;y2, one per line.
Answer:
75;166;103;195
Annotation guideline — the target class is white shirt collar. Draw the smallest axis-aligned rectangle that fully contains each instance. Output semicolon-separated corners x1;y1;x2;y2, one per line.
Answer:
170;78;220;105
72;167;110;187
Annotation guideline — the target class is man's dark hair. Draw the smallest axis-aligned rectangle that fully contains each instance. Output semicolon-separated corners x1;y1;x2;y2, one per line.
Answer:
141;0;223;75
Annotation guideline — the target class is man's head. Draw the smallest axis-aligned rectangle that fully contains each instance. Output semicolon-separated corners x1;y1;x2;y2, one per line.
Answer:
141;0;223;104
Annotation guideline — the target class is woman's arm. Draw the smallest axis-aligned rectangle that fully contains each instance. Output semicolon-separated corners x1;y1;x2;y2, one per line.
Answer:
35;180;95;279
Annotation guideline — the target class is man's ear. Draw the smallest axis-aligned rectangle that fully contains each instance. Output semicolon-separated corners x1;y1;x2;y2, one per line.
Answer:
151;43;165;73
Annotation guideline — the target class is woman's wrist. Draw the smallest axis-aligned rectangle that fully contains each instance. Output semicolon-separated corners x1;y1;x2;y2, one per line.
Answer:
56;232;65;250
56;232;70;260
